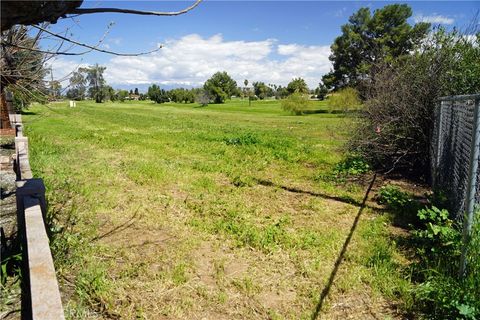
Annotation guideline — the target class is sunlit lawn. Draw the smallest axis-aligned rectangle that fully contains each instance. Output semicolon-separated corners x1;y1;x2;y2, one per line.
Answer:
25;99;411;319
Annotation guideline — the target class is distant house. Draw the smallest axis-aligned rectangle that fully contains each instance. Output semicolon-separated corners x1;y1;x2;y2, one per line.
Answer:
128;94;140;101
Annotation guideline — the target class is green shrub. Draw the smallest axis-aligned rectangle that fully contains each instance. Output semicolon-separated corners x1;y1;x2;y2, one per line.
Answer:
411;207;479;319
333;154;370;176
377;185;414;211
328;87;361;112
281;92;309;115
413;206;461;266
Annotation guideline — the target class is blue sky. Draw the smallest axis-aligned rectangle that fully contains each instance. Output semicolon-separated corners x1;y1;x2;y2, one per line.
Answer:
44;1;479;91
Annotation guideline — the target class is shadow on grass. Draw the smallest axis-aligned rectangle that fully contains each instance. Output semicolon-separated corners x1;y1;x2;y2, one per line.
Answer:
20;111;37;116
91;210;139;242
302;110;329;114
310;174;377;319
254;178;383;212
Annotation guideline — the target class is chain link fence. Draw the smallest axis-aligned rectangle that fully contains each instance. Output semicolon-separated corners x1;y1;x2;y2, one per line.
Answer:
431;94;480;219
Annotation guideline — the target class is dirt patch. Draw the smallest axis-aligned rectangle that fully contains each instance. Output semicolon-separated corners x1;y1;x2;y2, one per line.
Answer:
325;290;404;320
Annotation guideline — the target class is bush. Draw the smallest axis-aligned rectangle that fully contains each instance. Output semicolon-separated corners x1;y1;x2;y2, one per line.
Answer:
349;28;480;179
413;206;461;264
377;185;414;211
328;87;361;112
281;92;309;115
333;154;370;176
195;89;209;107
411;207;479;319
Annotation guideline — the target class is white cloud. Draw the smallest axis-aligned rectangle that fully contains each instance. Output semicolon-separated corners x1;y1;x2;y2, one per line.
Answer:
277;44;301;55
414;14;454;25
50;34;332;89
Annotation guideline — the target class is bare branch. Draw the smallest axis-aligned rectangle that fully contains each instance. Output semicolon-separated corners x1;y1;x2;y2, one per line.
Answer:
71;0;202;17
30;24;162;56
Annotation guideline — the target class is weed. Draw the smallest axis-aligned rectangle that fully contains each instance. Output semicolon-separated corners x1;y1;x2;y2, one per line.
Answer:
75;263;111;309
223;132;259;146
377;185;413;210
411;206;479;319
333;154;370;176
172;263;189;285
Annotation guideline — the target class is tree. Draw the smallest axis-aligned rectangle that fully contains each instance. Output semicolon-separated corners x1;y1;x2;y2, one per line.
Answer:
117;89;129;102
147;84;169;103
328;87;361;112
66;70;86;100
287;78;309;95
80;64;107;103
1;26;49;113
315;83;329;100
349;28;480;179
275;85;289;99
168;88;195;103
253;82;274;100
0;0;203;126
1;1;203;32
195;89;209;107
323;4;430;90
49;80;62;100
281;92;309;115
134;88;139;95
105;86;116;101
203;71;237;104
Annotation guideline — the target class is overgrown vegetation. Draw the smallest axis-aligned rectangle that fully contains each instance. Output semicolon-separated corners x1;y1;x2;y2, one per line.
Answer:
412;208;479;319
374;184;480;319
350;27;480;179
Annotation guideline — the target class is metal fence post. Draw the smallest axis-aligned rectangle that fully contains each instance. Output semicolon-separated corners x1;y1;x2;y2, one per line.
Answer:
460;97;480;277
433;100;444;186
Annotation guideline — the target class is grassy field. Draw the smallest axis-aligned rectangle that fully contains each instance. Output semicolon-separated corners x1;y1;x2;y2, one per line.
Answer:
24;99;412;319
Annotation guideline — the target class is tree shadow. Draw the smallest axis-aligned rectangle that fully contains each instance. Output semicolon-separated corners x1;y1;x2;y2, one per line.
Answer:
91;210;139;242
254;178;383;212
310;174;377;319
20;111;37;116
302;110;328;114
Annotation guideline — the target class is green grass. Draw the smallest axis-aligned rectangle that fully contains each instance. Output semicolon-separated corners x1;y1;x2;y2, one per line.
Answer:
24;99;412;319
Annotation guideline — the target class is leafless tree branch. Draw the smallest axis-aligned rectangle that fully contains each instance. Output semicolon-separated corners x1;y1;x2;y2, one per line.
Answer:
71;0;202;17
30;24;162;56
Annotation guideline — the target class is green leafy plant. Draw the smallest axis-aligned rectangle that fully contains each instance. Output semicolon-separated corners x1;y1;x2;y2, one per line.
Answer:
377;185;413;210
223;133;259;146
333;154;370;176
413;206;461;261
411;206;479;319
1;254;22;285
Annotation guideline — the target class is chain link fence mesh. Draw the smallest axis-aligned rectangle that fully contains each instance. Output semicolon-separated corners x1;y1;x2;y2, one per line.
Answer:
431;94;480;219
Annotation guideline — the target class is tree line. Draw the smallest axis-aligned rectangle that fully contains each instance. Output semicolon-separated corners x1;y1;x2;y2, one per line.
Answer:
61;66;329;105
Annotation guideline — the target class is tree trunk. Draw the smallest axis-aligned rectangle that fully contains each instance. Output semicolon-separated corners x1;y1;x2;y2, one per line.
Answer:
1;1;83;31
0;89;12;130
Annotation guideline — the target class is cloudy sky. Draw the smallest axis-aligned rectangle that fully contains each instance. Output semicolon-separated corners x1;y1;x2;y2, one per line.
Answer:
43;1;478;91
